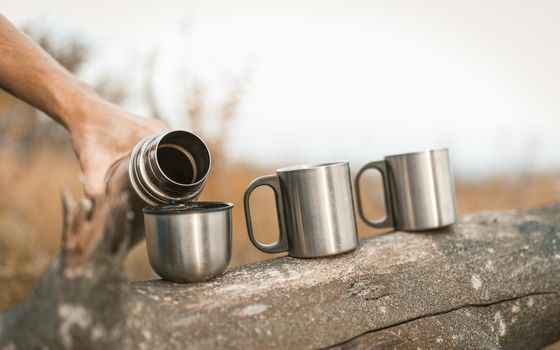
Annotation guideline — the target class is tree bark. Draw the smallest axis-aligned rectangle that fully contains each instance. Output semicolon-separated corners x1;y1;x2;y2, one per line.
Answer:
0;178;559;349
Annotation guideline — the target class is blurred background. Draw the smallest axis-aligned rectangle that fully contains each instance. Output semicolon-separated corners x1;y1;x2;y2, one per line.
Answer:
1;0;560;311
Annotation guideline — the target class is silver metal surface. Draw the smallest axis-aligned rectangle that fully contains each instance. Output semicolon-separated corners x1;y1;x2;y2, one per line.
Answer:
244;161;358;258
128;130;211;205
356;148;456;231
144;202;233;283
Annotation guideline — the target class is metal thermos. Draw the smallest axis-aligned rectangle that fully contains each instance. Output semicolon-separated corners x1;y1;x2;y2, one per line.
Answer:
110;130;211;246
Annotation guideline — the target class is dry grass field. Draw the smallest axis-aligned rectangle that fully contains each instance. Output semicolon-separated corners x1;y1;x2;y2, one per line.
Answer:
1;143;559;311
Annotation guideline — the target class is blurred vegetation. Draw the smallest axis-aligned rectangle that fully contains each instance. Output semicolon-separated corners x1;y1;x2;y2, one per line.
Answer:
1;24;560;313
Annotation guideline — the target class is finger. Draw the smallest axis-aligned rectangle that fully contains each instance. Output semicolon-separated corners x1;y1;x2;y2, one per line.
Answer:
82;170;107;198
145;117;168;133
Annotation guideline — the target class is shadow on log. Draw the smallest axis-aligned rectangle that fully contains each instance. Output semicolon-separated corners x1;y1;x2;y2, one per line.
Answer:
0;170;559;349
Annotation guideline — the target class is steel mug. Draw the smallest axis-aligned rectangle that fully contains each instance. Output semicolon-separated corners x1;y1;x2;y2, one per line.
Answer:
355;148;456;231
144;202;233;283
244;161;358;258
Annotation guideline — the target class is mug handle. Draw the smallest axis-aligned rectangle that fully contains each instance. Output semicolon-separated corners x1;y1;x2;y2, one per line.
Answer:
355;160;395;228
243;174;289;253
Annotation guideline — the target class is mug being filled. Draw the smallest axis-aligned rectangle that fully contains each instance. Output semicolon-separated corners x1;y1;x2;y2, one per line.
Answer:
355;148;456;231
144;202;233;283
244;161;358;258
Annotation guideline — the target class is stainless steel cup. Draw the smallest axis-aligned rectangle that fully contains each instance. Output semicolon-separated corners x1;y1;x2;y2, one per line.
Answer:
244;161;358;258
144;202;233;283
355;148;456;231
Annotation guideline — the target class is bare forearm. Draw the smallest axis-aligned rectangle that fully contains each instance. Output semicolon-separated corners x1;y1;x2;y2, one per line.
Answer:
0;14;93;129
0;14;167;196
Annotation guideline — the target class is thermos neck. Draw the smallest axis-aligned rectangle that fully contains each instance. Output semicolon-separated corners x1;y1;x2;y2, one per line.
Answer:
128;130;211;205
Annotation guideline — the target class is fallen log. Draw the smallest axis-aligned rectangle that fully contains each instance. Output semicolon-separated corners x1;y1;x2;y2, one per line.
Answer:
0;171;559;349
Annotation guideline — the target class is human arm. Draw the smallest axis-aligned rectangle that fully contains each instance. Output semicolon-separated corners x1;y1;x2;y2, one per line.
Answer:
0;14;166;195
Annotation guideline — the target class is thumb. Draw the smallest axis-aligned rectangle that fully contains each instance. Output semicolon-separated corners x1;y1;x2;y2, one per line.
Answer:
81;170;107;198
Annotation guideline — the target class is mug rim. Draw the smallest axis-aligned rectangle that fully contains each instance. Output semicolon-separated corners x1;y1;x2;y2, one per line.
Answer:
385;148;448;159
276;161;349;173
143;201;233;215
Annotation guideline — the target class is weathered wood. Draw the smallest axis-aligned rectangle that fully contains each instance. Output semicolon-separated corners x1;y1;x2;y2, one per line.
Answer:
0;169;134;350
1;193;559;349
127;206;560;350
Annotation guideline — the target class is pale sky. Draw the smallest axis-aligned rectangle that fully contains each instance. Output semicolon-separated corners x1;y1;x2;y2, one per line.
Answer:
3;0;560;176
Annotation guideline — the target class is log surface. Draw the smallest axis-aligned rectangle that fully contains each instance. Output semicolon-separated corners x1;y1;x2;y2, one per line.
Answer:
1;205;560;349
128;206;560;349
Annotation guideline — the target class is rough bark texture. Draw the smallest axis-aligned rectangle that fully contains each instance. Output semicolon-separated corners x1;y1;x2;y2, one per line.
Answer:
0;185;559;349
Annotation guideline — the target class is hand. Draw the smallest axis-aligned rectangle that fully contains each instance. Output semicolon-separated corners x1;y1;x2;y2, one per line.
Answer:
68;96;167;197
0;14;168;197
